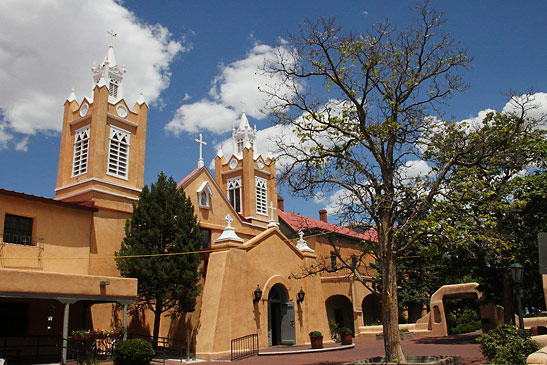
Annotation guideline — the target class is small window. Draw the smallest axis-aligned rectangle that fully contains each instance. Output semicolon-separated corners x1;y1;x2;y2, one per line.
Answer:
255;177;268;216
351;255;358;268
107;126;130;179
72;126;90;177
200;191;209;207
3;214;33;245
197;181;213;209
330;253;337;270
237;139;244;153
227;177;242;213
201;229;211;250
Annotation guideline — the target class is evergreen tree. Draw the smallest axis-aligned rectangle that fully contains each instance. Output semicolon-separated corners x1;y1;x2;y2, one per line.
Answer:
116;172;202;346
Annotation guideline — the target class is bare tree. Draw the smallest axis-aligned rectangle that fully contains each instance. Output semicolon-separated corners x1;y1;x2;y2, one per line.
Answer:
263;3;535;361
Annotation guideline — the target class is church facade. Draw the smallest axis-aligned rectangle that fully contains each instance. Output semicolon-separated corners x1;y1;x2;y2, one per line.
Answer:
0;46;380;362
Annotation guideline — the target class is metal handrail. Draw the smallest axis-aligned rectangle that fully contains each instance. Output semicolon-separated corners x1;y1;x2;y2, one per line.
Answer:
231;333;258;361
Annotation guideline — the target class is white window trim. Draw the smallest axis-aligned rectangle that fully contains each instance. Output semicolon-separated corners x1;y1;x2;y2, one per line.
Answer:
197;181;214;209
255;177;268;216
107;125;130;180
71;125;90;177
227;176;242;214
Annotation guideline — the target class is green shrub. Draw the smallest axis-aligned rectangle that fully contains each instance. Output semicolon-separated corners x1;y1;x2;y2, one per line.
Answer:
448;309;481;335
338;327;352;335
477;324;540;364
113;339;155;365
309;331;322;337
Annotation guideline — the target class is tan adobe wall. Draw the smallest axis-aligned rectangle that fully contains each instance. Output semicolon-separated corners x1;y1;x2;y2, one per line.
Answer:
0;193;93;274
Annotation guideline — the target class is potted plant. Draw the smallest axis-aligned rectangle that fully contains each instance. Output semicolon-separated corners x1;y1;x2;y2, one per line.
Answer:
338;327;353;345
72;329;91;341
309;331;323;349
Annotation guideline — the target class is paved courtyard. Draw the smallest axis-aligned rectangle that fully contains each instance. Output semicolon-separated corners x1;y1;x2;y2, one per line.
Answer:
174;332;485;364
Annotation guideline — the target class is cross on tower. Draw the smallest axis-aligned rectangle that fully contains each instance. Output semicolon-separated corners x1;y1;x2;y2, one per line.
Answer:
194;133;207;168
267;201;278;228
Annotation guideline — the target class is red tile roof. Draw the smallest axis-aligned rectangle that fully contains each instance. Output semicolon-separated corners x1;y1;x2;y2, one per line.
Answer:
177;167;204;189
278;209;377;242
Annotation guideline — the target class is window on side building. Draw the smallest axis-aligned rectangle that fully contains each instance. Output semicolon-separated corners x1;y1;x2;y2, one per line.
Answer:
3;214;33;245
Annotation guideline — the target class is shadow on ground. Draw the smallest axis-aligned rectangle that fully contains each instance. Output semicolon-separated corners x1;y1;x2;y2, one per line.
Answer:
414;331;481;345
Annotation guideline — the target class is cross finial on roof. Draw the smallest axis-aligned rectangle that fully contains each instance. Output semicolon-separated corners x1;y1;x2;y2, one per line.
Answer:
194;133;207;168
225;214;234;228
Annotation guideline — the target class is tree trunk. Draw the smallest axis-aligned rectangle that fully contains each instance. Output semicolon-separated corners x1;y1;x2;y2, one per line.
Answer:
152;299;164;348
382;252;406;362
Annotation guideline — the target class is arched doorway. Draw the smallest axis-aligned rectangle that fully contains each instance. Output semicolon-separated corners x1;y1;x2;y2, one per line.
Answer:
268;284;295;346
362;294;381;326
325;295;354;335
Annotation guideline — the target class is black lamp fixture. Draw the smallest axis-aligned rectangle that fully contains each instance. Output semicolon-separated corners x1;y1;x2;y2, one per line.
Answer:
253;285;263;304
510;262;525;330
297;287;305;304
510;263;524;284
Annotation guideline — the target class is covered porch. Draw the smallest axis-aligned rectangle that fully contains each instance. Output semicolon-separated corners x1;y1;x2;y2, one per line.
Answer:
0;268;137;364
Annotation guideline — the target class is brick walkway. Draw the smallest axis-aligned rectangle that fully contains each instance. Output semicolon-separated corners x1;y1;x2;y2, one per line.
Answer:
175;332;485;364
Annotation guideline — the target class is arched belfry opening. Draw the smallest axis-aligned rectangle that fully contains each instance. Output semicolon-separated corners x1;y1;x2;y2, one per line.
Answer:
267;284;295;346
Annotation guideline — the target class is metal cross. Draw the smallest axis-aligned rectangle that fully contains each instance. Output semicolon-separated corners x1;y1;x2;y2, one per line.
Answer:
194;133;207;168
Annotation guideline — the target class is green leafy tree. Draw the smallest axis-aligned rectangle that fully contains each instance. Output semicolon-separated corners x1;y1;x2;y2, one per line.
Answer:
116;172;202;346
426;110;546;321
263;3;539;360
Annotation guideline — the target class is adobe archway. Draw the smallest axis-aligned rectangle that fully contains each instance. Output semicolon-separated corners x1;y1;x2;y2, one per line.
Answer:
362;294;381;326
325;295;354;334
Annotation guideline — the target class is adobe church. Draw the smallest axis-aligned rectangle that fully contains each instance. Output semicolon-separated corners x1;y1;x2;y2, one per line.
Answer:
0;46;380;361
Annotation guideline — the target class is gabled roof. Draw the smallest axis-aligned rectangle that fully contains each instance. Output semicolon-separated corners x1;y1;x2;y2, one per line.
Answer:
278;209;377;242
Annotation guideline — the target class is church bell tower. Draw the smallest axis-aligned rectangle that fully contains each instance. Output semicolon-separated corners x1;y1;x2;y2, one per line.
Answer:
55;45;148;212
214;113;278;227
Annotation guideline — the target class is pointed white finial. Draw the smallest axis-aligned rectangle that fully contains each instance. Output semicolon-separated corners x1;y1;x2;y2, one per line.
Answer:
137;91;146;105
66;87;76;102
194;133;207;168
267;201;279;228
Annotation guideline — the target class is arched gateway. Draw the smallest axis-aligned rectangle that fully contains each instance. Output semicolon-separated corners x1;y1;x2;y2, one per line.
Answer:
268;284;295;346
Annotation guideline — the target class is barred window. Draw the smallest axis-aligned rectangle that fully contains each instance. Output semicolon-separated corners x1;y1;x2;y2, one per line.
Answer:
255;177;268;215
72;126;90;177
3;214;33;246
227;177;242;213
107;126;130;179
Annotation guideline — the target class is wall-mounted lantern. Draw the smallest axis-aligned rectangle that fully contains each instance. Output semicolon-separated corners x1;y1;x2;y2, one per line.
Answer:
297;287;305;304
100;280;110;286
253;285;263;304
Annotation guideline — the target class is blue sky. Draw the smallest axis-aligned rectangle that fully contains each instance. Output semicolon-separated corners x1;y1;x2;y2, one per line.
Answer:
0;0;545;221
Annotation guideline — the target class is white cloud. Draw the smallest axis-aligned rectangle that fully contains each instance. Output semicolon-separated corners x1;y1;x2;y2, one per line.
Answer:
323;189;353;216
502;92;547;125
167;101;239;135
166;42;294;135
0;0;186;149
399;159;432;180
